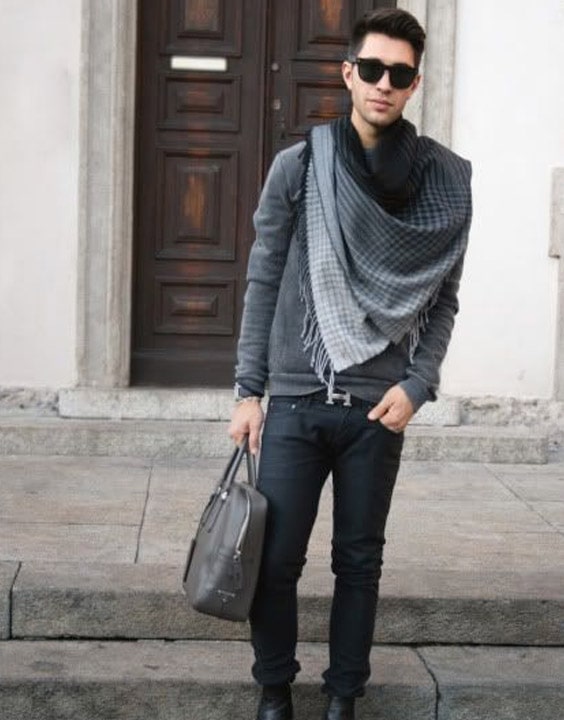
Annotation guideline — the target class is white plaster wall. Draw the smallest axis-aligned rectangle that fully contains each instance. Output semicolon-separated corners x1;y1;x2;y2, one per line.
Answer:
442;0;564;398
0;0;81;386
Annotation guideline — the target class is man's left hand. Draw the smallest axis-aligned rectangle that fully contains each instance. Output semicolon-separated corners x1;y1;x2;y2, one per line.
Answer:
367;385;415;433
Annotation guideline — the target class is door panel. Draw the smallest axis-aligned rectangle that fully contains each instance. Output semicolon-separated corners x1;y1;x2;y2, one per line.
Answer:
157;147;238;262
163;1;243;56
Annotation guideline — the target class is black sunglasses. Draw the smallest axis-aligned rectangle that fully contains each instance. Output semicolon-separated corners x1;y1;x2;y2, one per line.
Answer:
352;58;418;90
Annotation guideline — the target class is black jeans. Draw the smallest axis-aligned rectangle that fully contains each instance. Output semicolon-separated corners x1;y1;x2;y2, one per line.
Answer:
250;394;404;698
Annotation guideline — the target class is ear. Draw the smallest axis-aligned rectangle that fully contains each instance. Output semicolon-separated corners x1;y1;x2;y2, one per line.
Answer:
342;60;353;90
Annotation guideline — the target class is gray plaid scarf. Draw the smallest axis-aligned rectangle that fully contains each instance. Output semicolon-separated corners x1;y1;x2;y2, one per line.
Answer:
299;118;472;390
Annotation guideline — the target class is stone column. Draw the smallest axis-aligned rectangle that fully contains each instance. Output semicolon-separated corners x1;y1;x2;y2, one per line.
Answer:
76;0;138;387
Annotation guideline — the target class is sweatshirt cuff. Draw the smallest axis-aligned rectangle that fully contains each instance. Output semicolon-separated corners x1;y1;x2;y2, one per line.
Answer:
399;376;435;414
234;378;266;398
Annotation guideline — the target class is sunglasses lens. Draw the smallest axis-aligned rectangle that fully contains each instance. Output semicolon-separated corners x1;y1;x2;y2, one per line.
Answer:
389;66;417;89
355;60;416;89
357;60;385;84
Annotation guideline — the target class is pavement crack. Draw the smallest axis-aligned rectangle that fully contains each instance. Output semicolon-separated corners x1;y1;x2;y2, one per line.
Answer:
9;562;23;639
414;648;440;720
487;466;564;538
134;466;154;563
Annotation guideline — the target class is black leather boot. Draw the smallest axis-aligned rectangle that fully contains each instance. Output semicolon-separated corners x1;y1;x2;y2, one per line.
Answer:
323;696;355;720
256;684;293;720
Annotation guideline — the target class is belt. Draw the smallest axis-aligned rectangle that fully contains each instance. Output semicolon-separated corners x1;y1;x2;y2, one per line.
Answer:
305;389;373;409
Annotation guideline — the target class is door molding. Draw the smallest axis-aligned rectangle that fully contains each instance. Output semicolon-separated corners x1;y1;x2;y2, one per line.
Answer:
76;0;457;388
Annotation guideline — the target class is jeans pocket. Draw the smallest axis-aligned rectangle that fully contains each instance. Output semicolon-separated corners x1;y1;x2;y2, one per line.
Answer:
377;420;404;437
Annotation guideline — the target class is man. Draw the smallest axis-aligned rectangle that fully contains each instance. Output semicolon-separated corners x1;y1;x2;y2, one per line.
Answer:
229;8;472;720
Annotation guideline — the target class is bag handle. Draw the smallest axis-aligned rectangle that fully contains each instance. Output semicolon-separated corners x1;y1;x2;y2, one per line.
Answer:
220;436;257;492
245;438;257;488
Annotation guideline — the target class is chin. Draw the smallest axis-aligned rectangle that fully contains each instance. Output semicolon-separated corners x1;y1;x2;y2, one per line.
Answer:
366;109;393;125
370;116;395;130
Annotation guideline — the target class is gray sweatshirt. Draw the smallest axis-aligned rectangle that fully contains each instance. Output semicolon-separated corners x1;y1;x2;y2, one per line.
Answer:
235;140;464;412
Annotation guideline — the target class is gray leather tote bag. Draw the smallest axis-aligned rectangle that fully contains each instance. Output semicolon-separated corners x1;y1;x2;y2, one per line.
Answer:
182;437;267;621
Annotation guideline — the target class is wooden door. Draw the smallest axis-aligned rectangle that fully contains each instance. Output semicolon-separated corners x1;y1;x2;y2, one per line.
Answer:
132;0;395;387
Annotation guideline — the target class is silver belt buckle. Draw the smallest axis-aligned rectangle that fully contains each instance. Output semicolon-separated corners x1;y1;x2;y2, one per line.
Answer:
325;390;352;407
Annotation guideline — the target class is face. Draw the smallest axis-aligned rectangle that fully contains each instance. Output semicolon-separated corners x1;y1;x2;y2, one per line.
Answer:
342;33;421;146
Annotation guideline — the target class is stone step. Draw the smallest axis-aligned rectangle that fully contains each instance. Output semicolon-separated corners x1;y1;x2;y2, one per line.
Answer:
6;563;564;646
419;646;564;720
58;388;462;426
0;640;562;720
0;417;548;463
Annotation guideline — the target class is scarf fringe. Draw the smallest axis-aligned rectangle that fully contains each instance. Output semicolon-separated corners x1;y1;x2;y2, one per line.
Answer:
298;152;336;394
408;283;442;361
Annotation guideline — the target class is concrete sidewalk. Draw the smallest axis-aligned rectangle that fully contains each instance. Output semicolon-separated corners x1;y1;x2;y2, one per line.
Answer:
1;454;564;719
1;454;563;571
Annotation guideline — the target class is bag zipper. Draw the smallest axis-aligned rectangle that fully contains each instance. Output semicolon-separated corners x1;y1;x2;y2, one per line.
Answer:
232;492;251;590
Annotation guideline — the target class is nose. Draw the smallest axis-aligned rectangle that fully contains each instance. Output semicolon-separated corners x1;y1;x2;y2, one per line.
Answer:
375;68;392;91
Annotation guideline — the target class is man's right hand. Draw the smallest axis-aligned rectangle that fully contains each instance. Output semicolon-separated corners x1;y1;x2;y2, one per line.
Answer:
228;400;264;455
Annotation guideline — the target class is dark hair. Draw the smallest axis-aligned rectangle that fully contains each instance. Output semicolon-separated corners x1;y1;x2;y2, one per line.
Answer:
349;8;426;68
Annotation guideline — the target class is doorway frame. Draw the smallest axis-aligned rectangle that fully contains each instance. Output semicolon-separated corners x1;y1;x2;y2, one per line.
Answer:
76;0;459;388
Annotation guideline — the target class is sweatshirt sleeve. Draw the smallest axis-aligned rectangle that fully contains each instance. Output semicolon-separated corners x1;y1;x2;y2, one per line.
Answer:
399;254;466;412
235;148;302;395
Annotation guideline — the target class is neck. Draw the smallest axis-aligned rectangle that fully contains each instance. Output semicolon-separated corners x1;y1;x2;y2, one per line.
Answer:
350;111;381;149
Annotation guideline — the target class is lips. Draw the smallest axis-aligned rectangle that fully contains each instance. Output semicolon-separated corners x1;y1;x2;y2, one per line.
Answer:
368;97;392;111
